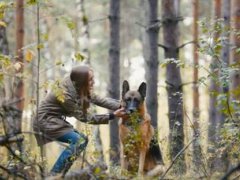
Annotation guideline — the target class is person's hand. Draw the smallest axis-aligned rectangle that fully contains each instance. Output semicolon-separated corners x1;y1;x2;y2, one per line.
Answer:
113;108;127;118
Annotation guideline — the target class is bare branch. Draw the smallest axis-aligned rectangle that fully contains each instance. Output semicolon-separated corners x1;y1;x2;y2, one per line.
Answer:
88;16;108;23
158;44;168;50
181;81;198;86
162;16;184;24
221;163;240;180
0;164;26;179
177;40;196;50
160;138;196;179
135;21;146;29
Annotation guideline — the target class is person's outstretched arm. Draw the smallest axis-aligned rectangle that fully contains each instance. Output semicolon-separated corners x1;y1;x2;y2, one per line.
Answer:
60;97;125;124
90;93;121;110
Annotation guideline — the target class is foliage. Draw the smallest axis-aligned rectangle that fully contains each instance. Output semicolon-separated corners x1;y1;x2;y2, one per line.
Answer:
41;79;65;103
0;54;20;87
160;58;185;68
199;18;240;164
119;111;149;177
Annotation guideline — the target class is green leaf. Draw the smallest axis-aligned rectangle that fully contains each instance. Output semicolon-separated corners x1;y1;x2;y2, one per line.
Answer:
55;60;62;66
37;43;44;49
0;72;3;85
41;33;49;41
26;0;38;5
236;48;240;54
61;17;76;31
74;52;85;62
94;167;101;174
82;15;88;25
0;2;7;20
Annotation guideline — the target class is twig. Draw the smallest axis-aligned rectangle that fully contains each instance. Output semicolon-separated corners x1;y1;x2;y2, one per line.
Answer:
226;95;234;121
0;164;26;179
221;163;240;180
184;108;209;177
135;21;146;29
177;40;196;50
158;43;168;50
181;81;198;86
88;16;108;23
81;149;86;169
160;137;196;179
1;98;24;107
5;144;27;164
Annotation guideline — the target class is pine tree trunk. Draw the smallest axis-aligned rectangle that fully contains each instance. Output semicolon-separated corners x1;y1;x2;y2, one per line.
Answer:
144;0;159;129
142;0;164;164
192;0;204;170
4;0;25;154
162;0;186;174
216;0;231;172
15;0;24;112
230;0;240;100
0;25;9;102
76;0;91;64
108;0;120;165
207;0;221;171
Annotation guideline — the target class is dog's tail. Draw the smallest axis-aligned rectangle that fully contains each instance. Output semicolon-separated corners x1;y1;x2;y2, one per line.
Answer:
149;138;164;164
146;164;165;177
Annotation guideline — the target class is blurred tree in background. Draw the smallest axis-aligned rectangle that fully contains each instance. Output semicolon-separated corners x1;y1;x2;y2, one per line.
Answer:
0;0;239;179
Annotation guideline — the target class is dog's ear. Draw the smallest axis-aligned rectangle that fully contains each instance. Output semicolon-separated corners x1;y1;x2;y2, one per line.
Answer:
122;80;129;98
138;82;147;98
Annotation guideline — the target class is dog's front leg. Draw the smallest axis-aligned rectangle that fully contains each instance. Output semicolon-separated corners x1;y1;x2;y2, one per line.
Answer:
120;142;127;173
138;149;146;176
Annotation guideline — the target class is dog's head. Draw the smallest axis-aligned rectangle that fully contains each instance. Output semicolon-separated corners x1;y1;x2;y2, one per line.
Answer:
121;80;146;114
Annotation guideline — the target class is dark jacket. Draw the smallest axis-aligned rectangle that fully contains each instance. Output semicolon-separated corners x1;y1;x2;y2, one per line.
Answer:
33;74;120;146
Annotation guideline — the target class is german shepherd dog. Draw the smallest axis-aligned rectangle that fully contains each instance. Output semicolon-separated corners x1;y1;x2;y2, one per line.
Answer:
119;80;164;176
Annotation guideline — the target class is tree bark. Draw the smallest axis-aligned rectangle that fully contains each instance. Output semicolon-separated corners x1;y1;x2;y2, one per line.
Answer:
142;0;164;164
192;0;204;170
144;0;159;129
108;0;120;165
15;0;24;111
216;0;231;172
0;25;9;102
162;0;186;174
76;0;91;64
230;0;240;100
207;0;221;171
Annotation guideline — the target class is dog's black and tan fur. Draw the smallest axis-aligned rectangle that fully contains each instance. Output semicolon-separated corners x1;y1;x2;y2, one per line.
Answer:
119;80;164;176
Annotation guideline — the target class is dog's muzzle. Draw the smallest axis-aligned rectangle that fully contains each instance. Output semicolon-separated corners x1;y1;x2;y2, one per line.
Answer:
126;100;139;114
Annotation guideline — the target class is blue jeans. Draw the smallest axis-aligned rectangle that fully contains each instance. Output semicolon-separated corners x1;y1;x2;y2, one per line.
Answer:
51;131;88;174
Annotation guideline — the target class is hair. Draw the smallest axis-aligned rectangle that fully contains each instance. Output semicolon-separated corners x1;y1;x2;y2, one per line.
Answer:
70;65;91;114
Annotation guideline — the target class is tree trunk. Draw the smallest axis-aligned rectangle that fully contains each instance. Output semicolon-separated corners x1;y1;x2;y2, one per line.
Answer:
0;25;9;102
15;0;24;112
93;126;104;162
207;0;221;171
2;0;25;155
192;0;204;170
142;0;164;164
230;0;240;100
220;0;231;119
0;22;10;134
76;0;91;64
108;0;120;165
216;0;231;171
162;0;186;174
144;0;159;129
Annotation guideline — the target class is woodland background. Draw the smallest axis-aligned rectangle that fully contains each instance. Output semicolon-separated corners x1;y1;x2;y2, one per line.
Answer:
0;0;240;179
